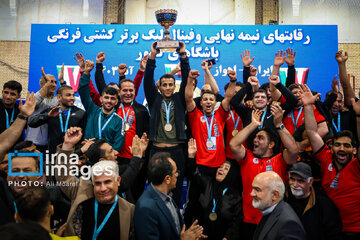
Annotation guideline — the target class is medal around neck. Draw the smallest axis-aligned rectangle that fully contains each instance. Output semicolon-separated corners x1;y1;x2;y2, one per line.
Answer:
232;129;238;137
209;212;217;221
206;139;214;148
125;123;130;131
164;123;172;132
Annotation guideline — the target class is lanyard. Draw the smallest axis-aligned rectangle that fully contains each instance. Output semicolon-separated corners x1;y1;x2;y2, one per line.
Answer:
5;108;14;129
98;110;115;139
230;110;240;130
92;195;118;240
291;107;303;130
332;112;341;132
58;107;72;133
211;188;228;213
120;102;133;124
13;201;17;213
204;112;215;141
258;109;267;130
163;100;172;124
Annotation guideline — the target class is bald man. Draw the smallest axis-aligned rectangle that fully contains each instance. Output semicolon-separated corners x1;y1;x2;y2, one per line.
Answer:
251;171;306;240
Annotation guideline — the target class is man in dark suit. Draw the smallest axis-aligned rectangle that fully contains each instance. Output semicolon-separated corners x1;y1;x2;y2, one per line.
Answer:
134;152;205;240
251;171;306;240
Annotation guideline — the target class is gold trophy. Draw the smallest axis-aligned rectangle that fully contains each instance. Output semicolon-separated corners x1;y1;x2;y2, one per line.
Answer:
155;9;179;52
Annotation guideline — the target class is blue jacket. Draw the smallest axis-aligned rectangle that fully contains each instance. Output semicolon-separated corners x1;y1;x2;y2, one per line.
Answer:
134;185;184;240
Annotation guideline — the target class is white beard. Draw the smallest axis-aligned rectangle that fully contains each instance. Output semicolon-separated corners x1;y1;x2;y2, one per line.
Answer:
252;197;272;211
290;186;304;197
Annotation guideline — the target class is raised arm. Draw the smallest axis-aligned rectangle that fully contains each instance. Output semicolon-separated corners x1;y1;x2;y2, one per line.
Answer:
58;63;66;86
269;75;282;102
222;70;237;111
230;110;262;160
177;41;190;103
335;51;355;106
302;85;324;153
133;56;147;98
284;48;296;87
78;60;96;111
241;50;255;85
350;98;360;159
119;133;149;192
28;107;57;128
269;75;297;110
56;127;84;199
201;59;219;95
185;70;199;112
0;92;36;160
271;50;286;76
144;42;160;108
271;104;298;164
95;52;107;95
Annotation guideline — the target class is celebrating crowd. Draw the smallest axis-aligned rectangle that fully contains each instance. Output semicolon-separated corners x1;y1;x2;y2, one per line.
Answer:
0;41;359;240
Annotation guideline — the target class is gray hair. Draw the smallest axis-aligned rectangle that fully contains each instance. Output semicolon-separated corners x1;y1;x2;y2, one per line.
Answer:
91;160;119;183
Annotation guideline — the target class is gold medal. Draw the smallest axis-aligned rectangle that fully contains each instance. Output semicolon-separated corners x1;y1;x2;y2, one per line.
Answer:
209;212;217;221
164;123;172;132
125;123;130;131
232;129;238;137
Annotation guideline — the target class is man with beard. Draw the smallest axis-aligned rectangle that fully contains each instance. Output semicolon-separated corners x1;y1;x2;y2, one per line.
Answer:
28;86;86;154
78;60;125;152
282;83;328;151
185;69;236;172
26;68;59;153
302;84;360;240
231;74;297;149
285;162;343;240
143;41;189;207
0;81;22;136
230;104;298;239
251;171;305;240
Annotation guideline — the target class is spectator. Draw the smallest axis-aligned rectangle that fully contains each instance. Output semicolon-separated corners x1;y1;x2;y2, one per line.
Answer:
285;162;343;240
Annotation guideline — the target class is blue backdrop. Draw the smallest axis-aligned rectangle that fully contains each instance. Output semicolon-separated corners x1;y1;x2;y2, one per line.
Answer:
29;24;338;104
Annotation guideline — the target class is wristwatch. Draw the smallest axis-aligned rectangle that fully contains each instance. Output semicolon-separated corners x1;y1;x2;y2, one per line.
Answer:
17;114;28;121
276;123;285;130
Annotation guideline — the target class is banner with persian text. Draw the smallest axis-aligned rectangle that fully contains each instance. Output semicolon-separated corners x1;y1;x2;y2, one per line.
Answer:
29;24;338;104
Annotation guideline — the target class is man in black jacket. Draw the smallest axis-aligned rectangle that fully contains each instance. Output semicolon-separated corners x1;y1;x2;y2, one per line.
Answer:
286;162;343;240
144;41;189;207
28;85;86;154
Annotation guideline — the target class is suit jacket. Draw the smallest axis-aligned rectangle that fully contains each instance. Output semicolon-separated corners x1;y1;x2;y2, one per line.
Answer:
254;200;306;240
53;146;134;240
134;185;184;240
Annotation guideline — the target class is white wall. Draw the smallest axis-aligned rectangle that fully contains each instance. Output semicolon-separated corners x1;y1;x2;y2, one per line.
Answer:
125;0;255;25
279;0;360;43
0;0;103;41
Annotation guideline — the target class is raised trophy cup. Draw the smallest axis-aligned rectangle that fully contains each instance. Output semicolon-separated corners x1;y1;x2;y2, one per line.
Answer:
155;9;179;52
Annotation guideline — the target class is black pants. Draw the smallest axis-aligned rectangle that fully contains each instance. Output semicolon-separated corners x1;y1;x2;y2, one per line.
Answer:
150;144;185;208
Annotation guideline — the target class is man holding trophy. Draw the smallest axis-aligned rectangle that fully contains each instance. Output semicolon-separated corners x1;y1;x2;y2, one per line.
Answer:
143;9;190;207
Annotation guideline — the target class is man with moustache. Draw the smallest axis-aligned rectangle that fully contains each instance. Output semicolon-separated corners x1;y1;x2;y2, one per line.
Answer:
251;171;306;240
302;84;360;239
26;69;59;153
144;41;189;206
185;69;236;172
28;85;86;154
0;81;22;136
286;162;343;240
78;60;125;152
230;104;298;239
